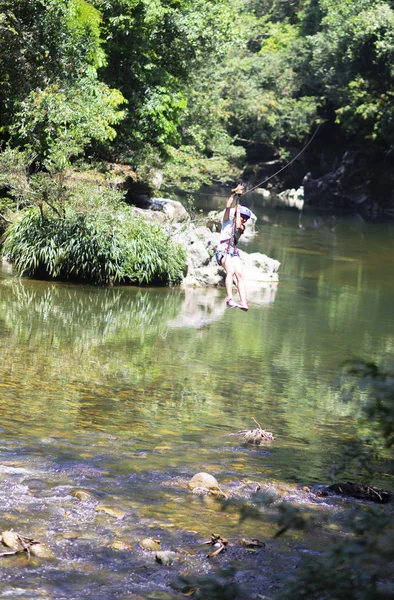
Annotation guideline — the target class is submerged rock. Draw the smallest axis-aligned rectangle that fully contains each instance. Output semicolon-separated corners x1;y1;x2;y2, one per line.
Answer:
188;472;219;491
326;481;392;504
110;540;133;551
29;542;55;559
71;489;95;502
155;550;176;565
1;531;55;559
188;472;228;498
140;538;161;551
238;538;266;549
95;505;126;519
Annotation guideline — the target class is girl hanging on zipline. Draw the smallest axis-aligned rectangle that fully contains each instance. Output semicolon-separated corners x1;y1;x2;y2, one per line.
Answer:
215;184;251;311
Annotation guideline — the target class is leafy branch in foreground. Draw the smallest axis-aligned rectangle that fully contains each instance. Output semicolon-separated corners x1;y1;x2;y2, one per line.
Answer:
342;360;394;449
275;360;394;600
177;568;241;600
200;360;394;600
276;507;394;600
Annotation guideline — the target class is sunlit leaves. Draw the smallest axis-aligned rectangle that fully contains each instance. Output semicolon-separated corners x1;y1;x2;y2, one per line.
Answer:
0;146;37;210
305;0;394;148
0;0;109;131
67;0;106;69
10;74;126;169
342;360;394;449
95;0;235;154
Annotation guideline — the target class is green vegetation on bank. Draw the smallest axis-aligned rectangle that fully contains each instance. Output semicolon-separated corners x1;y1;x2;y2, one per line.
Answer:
2;0;394;282
3;205;186;285
0;147;186;285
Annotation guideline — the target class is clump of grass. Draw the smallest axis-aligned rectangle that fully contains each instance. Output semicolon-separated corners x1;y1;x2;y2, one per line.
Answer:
3;206;186;286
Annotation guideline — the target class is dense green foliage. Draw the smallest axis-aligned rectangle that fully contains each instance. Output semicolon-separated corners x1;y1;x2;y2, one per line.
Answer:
2;0;394;281
0;0;125;173
1;0;394;189
0;145;186;285
3;205;186;285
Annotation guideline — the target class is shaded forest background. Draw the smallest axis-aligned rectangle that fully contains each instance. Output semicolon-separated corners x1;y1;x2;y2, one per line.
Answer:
1;0;394;202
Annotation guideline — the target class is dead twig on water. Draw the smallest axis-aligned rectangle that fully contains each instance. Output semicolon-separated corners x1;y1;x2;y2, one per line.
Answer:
204;534;228;558
226;417;275;445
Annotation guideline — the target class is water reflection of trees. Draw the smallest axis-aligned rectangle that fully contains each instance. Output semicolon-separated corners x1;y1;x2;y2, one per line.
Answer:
0;279;181;347
1;264;393;485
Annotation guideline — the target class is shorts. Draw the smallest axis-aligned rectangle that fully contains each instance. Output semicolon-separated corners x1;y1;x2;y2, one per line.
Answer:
215;241;239;266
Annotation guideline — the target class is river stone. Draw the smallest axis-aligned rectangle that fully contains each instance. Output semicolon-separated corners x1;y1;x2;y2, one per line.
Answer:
155;550;176;565
238;537;266;548
1;531;22;550
188;472;219;491
154;198;190;223
71;489;95;502
95;505;126;519
62;531;82;540
29;542;55;559
139;538;161;551
111;540;133;551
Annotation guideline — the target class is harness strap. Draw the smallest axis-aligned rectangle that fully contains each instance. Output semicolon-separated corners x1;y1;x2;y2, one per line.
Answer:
224;194;241;255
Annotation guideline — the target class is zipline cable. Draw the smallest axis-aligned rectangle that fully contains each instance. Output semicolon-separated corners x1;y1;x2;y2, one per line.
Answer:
242;122;322;196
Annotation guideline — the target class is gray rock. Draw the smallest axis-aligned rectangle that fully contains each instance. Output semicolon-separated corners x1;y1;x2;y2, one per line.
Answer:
240;251;280;282
154;198;190;223
278;187;304;210
186;240;211;270
189;472;220;490
155;550;176;565
132;199;281;288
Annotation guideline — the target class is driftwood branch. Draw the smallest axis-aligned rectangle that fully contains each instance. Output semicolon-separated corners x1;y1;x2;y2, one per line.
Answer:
0;549;24;558
226;418;275;445
326;481;392;504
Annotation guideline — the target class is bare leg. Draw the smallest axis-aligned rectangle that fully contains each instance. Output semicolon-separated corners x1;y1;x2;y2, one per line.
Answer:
232;256;247;305
222;254;236;300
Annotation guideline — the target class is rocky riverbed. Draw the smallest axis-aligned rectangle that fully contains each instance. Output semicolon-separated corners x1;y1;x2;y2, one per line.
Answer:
2;454;392;600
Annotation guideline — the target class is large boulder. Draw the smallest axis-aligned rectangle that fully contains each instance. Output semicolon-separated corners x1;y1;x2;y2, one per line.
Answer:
130;197;190;224
154;198;190;223
240;250;280;283
172;224;223;287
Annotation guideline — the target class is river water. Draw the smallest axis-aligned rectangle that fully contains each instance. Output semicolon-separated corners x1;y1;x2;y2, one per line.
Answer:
1;195;393;598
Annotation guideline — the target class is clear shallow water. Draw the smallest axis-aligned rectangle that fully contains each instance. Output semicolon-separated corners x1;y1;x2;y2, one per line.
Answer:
1;199;394;598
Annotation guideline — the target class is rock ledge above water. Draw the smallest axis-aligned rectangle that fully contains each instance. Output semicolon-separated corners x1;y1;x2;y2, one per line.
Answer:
135;199;281;288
